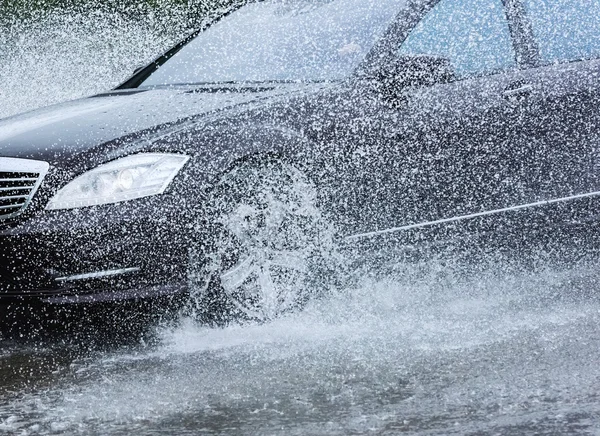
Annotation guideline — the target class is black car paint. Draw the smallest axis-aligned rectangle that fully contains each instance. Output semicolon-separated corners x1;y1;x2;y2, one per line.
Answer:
2;0;600;309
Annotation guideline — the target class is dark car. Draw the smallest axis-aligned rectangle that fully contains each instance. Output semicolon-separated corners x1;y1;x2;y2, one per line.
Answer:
2;0;600;323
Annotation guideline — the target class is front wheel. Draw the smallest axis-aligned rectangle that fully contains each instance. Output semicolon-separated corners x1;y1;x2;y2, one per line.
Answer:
188;161;336;323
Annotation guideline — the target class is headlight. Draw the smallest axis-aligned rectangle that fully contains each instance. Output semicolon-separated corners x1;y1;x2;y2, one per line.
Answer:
46;153;190;210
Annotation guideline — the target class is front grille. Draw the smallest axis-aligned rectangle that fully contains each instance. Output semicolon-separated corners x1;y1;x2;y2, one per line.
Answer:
0;158;49;221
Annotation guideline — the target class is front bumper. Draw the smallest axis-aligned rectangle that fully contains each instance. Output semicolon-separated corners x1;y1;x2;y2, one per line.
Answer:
0;195;193;305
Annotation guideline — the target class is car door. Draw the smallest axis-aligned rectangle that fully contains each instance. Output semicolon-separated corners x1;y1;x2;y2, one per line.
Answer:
506;0;600;224
345;0;539;239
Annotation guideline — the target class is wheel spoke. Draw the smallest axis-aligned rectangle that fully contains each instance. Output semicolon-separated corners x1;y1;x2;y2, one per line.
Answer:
269;250;308;273
257;263;279;318
220;254;256;294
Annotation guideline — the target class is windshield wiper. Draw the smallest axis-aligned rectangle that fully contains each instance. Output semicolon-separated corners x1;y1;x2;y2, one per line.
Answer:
146;79;329;87
139;79;330;92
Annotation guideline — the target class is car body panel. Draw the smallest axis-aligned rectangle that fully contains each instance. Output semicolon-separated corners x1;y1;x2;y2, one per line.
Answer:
0;85;315;163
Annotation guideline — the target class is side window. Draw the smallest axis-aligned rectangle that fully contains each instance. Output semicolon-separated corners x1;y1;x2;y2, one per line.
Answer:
398;0;516;79
524;0;600;64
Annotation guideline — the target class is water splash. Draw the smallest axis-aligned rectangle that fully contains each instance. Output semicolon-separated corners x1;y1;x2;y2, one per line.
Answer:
0;4;199;119
3;261;600;434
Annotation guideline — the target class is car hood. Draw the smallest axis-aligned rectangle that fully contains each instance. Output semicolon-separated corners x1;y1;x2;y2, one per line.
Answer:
0;85;316;164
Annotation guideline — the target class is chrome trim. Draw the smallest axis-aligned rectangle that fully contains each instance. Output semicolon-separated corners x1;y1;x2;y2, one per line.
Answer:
55;267;140;282
502;84;534;98
346;190;600;241
0;177;38;183
0;186;35;191
0;204;25;210
0;157;49;221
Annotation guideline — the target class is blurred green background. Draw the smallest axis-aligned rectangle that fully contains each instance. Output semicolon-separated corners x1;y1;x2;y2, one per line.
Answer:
1;0;225;25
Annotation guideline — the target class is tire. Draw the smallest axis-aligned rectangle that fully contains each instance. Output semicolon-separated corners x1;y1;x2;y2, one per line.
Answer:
187;160;336;323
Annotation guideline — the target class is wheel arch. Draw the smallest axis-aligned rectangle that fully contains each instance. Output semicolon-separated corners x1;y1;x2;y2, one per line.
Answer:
201;122;320;190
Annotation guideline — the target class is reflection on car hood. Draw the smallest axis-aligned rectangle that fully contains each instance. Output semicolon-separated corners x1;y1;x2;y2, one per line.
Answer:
0;85;310;163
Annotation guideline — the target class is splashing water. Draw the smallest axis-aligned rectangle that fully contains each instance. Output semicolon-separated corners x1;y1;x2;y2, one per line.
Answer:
2;6;600;436
3;262;600;435
0;4;200;119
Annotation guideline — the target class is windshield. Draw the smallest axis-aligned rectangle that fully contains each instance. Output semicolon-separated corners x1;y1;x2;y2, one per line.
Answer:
141;0;404;86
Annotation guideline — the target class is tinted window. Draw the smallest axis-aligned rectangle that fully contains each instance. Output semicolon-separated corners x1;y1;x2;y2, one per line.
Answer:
398;0;516;79
524;0;600;64
142;0;405;86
